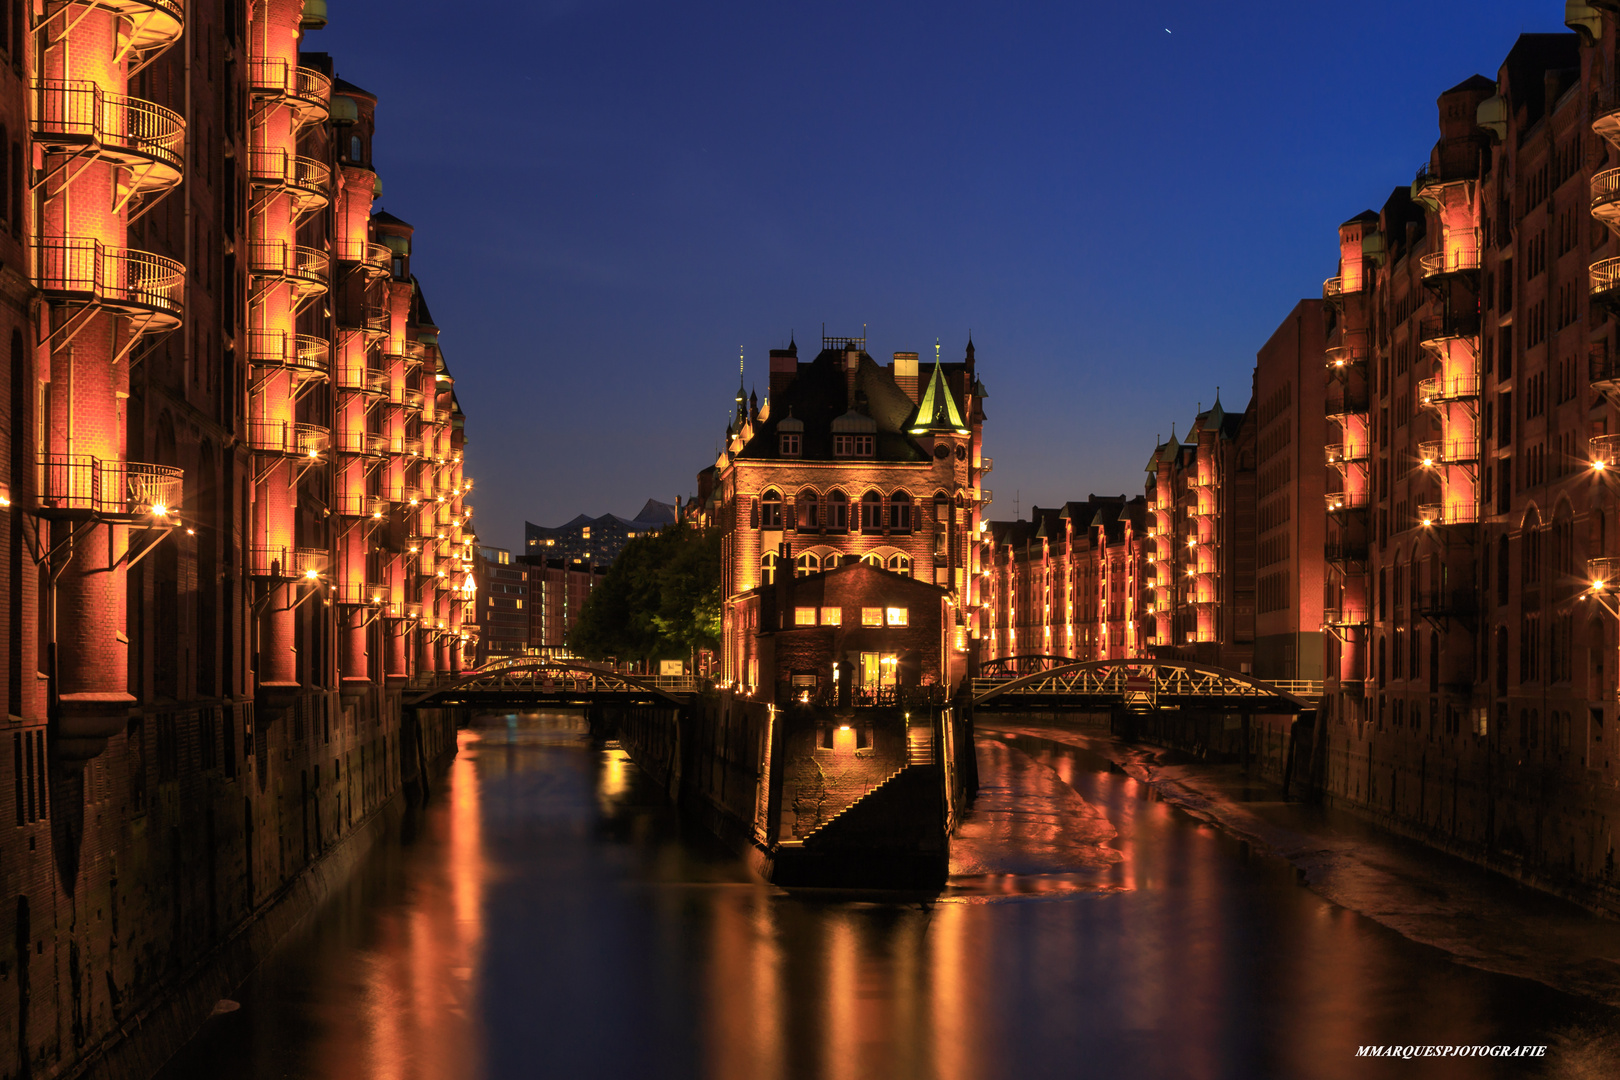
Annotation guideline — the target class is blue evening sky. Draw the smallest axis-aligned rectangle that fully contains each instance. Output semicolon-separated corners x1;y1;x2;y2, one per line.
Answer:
307;1;1566;546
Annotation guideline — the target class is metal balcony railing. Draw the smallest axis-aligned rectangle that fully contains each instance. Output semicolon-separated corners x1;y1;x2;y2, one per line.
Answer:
1326;491;1370;512
248;59;332;124
335;237;393;274
333;429;384;457
1417;502;1480;526
1321;607;1369;629
33;80;185;182
1419;246;1481;278
1592;433;1620;467
100;0;185;51
1590;557;1620;586
1325;385;1370;416
247;149;332;211
1323;276;1345;300
333;492;390;518
1417;439;1477;466
247;241;329;293
1325;539;1369;564
35;455;182;519
1592;257;1620;303
1594;168;1620;219
1326;444;1369;468
248;545;329;579
335;360;388;396
248;330;329;378
246;420;328;458
1325;343;1370;372
331;580;382;606
1417;375;1480;404
35;238;183;325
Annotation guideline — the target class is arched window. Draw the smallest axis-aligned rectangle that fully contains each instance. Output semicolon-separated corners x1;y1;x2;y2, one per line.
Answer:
1429;632;1440;692
795;552;820;577
1496;534;1509;605
823;553;841;570
827;490;849;532
861;552;883;568
861;490;883;533
798;490;818;530
761;489;782;530
350;134;364;162
1376;635;1386;688
1522;508;1542;586
888;491;912;533
888;553;911;577
760;552;777;587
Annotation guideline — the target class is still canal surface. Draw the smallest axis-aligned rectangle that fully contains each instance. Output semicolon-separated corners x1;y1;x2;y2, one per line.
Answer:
159;712;1620;1079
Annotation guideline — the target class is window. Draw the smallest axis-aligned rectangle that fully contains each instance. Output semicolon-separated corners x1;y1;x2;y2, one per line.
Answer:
886;606;909;627
888;553;911;577
827;491;849;532
889;491;912;532
795;552;820;577
861;490;883;533
834;434;874;457
798;490;818;529
760;552;778;586
861;607;884;627
761;489;783;529
820;607;842;626
794;607;817;626
780;433;800;456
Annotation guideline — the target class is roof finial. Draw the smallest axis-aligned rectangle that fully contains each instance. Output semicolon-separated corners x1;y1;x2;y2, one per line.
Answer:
935;337;941;365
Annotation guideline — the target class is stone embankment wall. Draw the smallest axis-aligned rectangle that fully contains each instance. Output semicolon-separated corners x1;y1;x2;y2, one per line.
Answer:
0;692;458;1080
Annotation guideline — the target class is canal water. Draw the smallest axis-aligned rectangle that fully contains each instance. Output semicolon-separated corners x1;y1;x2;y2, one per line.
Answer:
158;712;1620;1080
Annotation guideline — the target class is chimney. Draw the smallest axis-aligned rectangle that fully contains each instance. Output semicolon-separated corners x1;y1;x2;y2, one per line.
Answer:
769;348;797;402
845;348;860;409
892;351;919;402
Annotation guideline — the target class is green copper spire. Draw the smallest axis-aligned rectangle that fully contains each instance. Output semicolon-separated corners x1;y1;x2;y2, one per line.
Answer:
909;339;969;435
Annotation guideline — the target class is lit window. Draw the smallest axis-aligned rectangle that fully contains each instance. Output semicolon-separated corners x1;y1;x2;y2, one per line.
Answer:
581;527;591;539
886;607;909;627
862;607;883;627
515;599;523;609
794;606;817;626
821;607;842;626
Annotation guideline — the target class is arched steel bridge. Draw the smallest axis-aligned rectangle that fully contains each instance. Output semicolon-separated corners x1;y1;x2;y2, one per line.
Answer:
404;659;700;709
970;659;1319;712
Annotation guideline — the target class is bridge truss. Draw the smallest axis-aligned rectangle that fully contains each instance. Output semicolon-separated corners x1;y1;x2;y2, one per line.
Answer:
405;659;699;709
971;659;1313;712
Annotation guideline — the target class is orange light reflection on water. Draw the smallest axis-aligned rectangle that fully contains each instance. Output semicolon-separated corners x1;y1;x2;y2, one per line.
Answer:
322;730;488;1080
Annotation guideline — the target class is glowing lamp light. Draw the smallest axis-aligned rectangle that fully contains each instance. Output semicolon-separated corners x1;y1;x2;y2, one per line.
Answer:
186;528;196;536
1595;460;1607;471
304;569;319;580
1595;580;1608;592
0;495;9;507
1421;517;1434;527
1421;458;1434;468
150;504;168;517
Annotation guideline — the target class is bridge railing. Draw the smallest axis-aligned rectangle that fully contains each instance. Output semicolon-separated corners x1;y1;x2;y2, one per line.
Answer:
971;663;1315;707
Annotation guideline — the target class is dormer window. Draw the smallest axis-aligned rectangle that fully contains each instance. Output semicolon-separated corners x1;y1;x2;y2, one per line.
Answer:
834;434;874;457
780;432;801;456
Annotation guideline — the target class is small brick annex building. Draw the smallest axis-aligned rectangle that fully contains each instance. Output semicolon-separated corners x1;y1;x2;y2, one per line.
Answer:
732;560;951;704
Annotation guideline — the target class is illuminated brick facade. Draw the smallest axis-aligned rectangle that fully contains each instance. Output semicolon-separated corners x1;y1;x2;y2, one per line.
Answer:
981;497;1147;664
0;4;471;1074
702;334;989;690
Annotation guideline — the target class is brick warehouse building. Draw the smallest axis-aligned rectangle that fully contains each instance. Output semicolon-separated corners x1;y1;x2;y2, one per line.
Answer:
0;3;471;1076
1303;10;1620;901
698;334;990;690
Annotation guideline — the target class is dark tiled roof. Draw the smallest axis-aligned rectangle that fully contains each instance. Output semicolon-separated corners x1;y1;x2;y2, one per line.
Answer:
372;209;413;229
736;349;952;463
332;76;376;100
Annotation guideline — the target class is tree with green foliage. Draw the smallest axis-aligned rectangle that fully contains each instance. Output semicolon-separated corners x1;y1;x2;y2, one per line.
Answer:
567;526;721;666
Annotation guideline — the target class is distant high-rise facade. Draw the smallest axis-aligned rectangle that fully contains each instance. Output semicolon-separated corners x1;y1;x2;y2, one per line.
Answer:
521;555;610;657
524;499;676;565
474;546;528;663
697;334;990;689
0;4;472;1074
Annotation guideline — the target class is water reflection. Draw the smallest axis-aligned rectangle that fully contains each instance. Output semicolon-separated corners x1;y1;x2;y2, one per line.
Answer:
159;713;1620;1080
